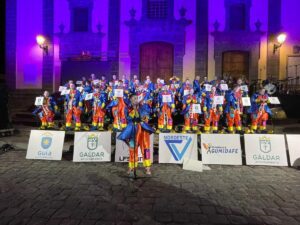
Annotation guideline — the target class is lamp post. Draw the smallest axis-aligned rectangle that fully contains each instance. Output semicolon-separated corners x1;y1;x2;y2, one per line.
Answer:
36;35;48;55
273;33;287;54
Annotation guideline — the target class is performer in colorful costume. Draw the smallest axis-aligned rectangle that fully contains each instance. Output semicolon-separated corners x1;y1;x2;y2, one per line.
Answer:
33;91;58;130
181;89;201;133
157;85;175;132
91;87;107;131
224;89;242;133
64;83;83;131
248;88;272;133
203;87;223;133
118;95;155;177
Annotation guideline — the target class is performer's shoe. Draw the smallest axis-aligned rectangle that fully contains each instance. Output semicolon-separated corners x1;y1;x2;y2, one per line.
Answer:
83;126;90;131
98;127;104;131
39;126;46;130
74;127;81;131
156;129;160;134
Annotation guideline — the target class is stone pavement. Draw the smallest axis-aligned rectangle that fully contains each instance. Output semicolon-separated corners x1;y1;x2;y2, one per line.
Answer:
0;151;300;225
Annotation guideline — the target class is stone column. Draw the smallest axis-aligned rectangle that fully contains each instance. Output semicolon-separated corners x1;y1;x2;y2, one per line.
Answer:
42;0;54;91
108;0;121;77
195;0;208;79
5;0;17;90
267;0;281;80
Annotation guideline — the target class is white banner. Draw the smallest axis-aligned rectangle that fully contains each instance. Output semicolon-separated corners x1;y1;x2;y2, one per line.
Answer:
244;134;288;166
115;133;154;163
159;133;198;164
26;130;65;160
242;97;251;106
114;89;124;97
35;97;44;106
73;132;111;162
201;134;242;165
286;135;300;167
162;94;172;103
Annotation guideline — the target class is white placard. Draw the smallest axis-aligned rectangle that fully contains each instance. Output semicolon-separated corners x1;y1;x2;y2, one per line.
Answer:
138;94;144;103
115;133;154;163
159;133;198;164
201;134;242;165
160;79;165;84
183;89;190;96
59;86;67;92
220;84;228;91
114;89;124;97
241;85;248;92
114;80;119;85
73;132;111;162
244;134;288;166
162;94;172;103
242;97;251;106
93;79;100;85
76;87;83;92
26;130;65;160
286;135;300;167
61;89;70;96
192;104;201;114
204;84;212;92
85;93;93;101
76;81;83;85
213;96;224;105
174;84;180;89
268;97;281;104
35;97;44;106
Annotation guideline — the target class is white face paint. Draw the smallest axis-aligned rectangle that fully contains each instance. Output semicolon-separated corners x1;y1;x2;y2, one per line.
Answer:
43;91;49;98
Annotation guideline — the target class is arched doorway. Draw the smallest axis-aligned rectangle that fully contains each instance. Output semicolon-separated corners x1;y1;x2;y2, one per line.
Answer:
222;51;249;81
140;42;174;83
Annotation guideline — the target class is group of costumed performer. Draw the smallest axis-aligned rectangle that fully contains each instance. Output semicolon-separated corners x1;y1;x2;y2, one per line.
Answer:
33;75;274;135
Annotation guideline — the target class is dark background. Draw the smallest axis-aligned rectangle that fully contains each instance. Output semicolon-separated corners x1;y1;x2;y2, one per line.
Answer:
0;0;5;78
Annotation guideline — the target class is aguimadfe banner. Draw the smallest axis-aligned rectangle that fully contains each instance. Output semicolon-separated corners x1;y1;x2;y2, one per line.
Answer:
73;132;111;162
115;133;154;163
286;135;300;167
201;134;242;165
159;133;198;164
26;130;65;160
244;134;288;166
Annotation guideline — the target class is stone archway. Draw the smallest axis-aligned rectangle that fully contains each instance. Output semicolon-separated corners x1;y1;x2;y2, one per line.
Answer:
222;51;249;80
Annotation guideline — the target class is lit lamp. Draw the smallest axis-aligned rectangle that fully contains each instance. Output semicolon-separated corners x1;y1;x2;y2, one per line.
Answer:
273;33;287;54
36;35;48;55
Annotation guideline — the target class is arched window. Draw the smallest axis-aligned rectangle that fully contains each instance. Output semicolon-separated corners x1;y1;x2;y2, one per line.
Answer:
147;0;168;19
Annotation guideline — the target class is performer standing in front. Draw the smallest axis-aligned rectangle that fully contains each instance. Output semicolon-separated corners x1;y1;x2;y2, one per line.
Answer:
118;94;155;178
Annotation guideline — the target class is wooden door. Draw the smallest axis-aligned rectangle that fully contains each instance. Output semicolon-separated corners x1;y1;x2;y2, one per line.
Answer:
140;42;174;82
222;51;249;80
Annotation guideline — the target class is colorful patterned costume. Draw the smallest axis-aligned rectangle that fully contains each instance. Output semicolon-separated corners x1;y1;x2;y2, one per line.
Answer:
33;96;57;129
117;104;155;170
91;89;107;131
65;88;83;131
225;90;242;133
157;88;175;131
181;92;201;132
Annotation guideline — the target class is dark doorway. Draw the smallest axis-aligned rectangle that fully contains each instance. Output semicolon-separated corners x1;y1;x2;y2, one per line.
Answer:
222;51;249;80
140;42;174;83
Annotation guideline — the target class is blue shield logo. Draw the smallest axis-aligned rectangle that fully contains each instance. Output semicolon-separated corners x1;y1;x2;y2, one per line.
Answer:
41;136;52;149
165;137;192;161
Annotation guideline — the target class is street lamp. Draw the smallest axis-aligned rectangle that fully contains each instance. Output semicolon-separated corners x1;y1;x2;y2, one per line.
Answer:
36;35;48;55
273;33;287;54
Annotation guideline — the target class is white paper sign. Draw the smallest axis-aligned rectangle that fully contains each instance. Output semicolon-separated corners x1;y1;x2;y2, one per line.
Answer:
269;97;280;104
242;97;251;106
241;85;248;92
73;132;111;162
76;81;83;85
59;86;67;92
204;84;212;92
201;134;242;165
160;79;165;84
114;89;124;97
213;96;224;105
162;94;172;103
174;84;180;89
159;133;198;164
192;104;201;114
220;84;228;91
61;89;70;96
35;97;44;106
85;93;93;101
26;130;65;160
76;87;83;92
244;134;288;166
286;135;300;167
183;89;190;96
138;94;144;103
93;79;100;85
115;133;154;163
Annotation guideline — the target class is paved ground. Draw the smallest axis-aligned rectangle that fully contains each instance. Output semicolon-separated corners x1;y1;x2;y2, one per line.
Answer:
0;151;300;225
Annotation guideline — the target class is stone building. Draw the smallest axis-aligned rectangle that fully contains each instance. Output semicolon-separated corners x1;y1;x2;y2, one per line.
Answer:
5;0;300;92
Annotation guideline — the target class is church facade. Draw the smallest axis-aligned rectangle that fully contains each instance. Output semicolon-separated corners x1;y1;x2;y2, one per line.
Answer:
5;0;300;91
